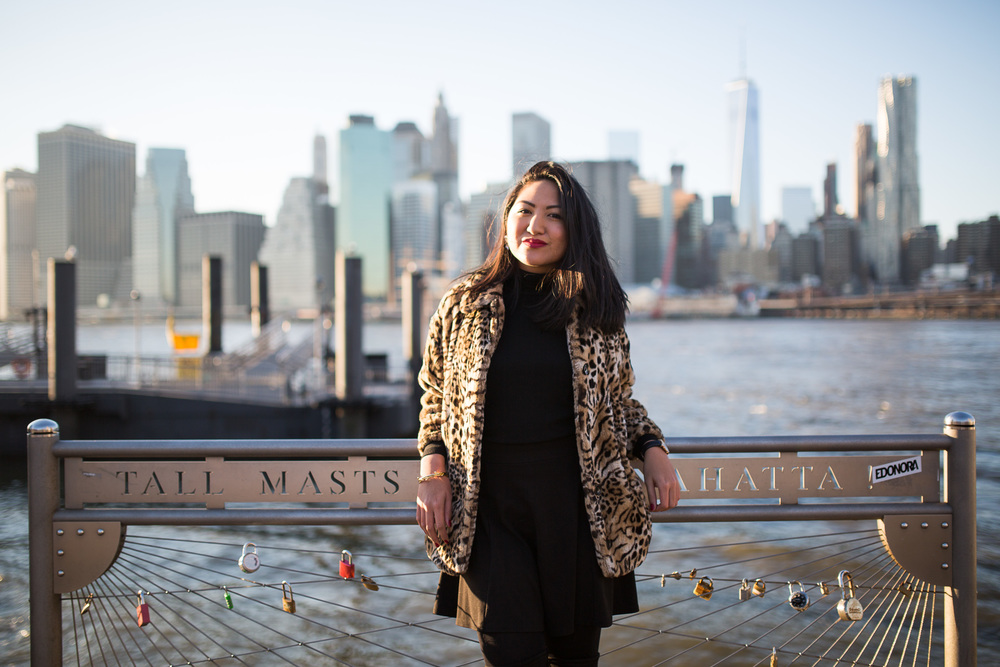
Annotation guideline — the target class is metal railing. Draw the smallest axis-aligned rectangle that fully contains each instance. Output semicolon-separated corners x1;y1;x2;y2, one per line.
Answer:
27;412;978;666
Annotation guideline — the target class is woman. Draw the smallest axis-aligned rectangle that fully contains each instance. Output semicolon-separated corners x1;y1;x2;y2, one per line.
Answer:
416;161;678;666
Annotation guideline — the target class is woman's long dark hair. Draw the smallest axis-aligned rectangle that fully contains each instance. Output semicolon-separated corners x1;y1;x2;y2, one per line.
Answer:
459;161;628;333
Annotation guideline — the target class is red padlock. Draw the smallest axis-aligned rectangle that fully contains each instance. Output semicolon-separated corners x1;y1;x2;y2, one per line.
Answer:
136;591;151;627
339;550;355;579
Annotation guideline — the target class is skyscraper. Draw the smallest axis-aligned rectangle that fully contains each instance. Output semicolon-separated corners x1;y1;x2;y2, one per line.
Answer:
132;148;194;305
392;122;429;183
338;115;393;299
1;169;37;320
177;211;265;310
430;93;459;209
391;180;438;298
823;163;839;218
258;177;335;310
36;124;136;306
568;160;639;284
259;134;336;311
512;112;551;178
869;76;921;283
854;123;876;225
727;79;762;249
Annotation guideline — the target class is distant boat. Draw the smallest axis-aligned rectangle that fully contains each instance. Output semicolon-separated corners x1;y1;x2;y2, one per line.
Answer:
166;315;200;353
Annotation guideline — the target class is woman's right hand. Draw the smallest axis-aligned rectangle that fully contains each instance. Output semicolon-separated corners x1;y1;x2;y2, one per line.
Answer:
416;454;452;547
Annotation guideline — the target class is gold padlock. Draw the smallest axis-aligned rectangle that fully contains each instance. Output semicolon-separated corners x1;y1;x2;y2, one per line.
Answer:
836;570;864;621
281;581;296;614
361;575;380;591
693;576;714;600
752;578;767;598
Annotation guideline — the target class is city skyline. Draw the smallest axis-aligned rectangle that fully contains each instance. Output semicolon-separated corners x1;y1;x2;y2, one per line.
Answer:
2;1;998;246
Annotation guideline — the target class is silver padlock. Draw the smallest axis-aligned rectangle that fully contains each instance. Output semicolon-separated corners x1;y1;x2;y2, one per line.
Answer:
738;579;752;602
836;570;864;621
238;542;260;573
787;581;809;611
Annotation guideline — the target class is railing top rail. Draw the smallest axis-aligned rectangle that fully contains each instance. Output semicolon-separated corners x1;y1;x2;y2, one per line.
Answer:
664;433;954;453
49;433;955;459
52;438;418;458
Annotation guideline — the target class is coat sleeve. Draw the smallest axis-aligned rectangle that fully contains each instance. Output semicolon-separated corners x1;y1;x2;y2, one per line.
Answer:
617;329;665;457
417;299;448;458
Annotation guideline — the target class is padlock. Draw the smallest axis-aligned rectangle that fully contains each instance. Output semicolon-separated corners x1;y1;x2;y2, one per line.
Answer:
136;591;151;627
738;579;752;602
238;543;260;573
836;570;864;621
787;581;809;611
223;587;233;610
693;576;714;600
339;550;355;579
281;581;296;614
361;575;380;591
752;578;767;598
818;581;830;597
80;593;94;615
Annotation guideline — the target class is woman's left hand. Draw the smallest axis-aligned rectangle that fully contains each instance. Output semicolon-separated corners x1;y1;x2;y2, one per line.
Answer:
643;448;680;512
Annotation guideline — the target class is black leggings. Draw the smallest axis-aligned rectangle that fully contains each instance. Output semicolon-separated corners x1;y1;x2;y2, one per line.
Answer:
478;625;602;666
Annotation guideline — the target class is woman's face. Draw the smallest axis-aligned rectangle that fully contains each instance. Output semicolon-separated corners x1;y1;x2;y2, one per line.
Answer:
505;179;567;274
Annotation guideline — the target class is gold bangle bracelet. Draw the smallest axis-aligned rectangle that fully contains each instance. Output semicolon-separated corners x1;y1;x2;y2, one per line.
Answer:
417;471;447;483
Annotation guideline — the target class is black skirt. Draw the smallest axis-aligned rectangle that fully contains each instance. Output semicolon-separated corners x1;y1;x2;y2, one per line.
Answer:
432;435;638;635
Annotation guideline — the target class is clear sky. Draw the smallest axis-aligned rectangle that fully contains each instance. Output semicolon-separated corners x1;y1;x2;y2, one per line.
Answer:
3;0;997;243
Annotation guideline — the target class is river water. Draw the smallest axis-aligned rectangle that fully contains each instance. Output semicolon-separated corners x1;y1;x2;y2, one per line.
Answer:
1;317;998;664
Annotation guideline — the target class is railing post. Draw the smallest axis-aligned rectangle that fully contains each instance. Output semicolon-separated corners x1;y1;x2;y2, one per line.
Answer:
27;418;62;666
943;411;977;667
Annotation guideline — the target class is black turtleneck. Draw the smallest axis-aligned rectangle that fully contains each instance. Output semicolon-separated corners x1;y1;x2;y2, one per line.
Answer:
482;273;576;443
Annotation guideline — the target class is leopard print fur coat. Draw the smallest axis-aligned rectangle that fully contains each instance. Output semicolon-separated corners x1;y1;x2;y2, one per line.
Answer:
417;277;664;578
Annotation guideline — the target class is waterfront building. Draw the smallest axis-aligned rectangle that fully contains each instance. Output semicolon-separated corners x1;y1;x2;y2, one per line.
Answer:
770;223;794;283
132;148;195;307
956;215;1000;279
512;112;551;179
35;124;135;307
568;160;639;285
791;233;820;283
629;176;669;285
1;169;37;320
338;115;393;299
822;217;859;293
901;226;939;286
177;211;265;311
668;165;706;289
464;182;509;272
781;186;814;235
868;76;921;284
727;78;762;249
258;177;335;311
